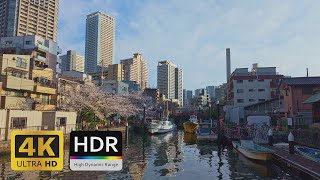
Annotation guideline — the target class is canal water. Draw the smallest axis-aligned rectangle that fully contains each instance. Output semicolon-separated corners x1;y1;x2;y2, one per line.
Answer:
1;130;299;180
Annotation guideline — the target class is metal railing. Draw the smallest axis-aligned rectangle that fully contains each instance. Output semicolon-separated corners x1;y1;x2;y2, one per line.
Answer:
0;124;79;142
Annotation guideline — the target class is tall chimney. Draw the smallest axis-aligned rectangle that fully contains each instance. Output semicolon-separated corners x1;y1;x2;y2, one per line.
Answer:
226;48;231;82
307;68;309;77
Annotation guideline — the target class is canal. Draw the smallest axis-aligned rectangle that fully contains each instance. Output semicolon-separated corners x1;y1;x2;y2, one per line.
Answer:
1;130;298;180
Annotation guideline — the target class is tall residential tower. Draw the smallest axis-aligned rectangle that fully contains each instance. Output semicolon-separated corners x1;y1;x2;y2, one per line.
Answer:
85;11;115;74
120;53;148;90
0;0;59;41
157;60;183;106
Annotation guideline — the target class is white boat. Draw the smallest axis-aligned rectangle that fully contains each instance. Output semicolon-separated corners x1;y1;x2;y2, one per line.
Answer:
147;120;174;134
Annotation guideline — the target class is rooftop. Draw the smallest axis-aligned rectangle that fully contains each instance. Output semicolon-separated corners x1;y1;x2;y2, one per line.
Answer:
280;76;320;86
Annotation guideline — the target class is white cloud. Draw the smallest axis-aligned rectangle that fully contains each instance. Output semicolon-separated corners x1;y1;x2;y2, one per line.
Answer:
58;0;320;90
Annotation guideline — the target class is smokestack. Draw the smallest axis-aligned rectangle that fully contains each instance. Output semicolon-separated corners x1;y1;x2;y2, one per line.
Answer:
307;68;309;77
226;48;231;82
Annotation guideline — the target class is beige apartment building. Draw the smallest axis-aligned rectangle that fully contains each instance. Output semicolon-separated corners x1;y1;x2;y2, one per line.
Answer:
0;0;59;41
0;53;57;111
107;64;124;81
85;11;115;74
120;53;148;90
60;50;85;73
0;35;61;111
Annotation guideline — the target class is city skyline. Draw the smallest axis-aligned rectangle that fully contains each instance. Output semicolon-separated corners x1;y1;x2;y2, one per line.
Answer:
58;0;320;90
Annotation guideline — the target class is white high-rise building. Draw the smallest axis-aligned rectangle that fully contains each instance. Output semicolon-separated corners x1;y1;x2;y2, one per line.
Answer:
120;53;148;90
85;11;115;74
157;61;183;106
60;50;84;73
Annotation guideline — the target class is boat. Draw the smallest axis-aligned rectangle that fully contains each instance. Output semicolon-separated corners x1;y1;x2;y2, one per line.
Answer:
147;119;174;134
183;115;199;133
295;146;320;163
197;119;217;141
232;140;273;161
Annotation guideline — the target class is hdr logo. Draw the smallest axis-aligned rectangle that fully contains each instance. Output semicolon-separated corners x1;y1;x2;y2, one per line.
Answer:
69;131;122;171
11;131;63;171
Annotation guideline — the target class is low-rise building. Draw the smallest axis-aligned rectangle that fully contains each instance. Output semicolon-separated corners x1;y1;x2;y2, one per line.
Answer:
144;88;160;103
279;77;320;126
100;80;128;95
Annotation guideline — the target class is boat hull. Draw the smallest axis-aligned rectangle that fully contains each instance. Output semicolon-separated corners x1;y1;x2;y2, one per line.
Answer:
148;121;174;134
183;122;199;133
296;146;320;163
232;141;272;161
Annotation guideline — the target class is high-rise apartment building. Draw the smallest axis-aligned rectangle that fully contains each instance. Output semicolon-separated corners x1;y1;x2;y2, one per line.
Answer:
175;67;183;106
157;60;183;106
85;11;115;74
0;0;59;41
60;50;85;73
120;53;148;90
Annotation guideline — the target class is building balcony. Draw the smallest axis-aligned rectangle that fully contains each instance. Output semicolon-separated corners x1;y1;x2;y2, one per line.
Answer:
34;55;46;62
4;76;34;91
34;84;57;95
0;96;32;110
34;104;56;111
36;44;49;52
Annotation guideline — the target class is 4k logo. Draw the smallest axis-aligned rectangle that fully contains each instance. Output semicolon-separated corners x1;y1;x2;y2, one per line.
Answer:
11;131;63;171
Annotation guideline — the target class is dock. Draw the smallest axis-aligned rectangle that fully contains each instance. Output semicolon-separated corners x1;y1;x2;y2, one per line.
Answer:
264;145;320;179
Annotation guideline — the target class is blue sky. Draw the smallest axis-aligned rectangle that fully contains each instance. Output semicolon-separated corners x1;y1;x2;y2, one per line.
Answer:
58;0;320;90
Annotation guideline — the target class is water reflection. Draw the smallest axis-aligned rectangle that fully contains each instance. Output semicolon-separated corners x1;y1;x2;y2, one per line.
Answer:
0;130;297;180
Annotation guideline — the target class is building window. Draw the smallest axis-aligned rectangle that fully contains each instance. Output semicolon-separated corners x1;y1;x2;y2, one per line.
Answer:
249;99;255;102
258;89;265;92
258;79;264;82
5;41;12;44
237;80;243;83
25;41;31;45
248;80;254;82
249;89;254;92
16;57;27;69
237;89;244;93
57;117;66;126
237;99;244;103
259;99;265;102
42;95;49;104
11;117;27;129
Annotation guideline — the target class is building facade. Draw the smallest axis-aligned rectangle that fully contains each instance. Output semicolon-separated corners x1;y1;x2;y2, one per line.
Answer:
0;0;59;41
228;63;283;107
85;11;115;74
120;53;148;90
279;77;320;125
107;64;124;81
144;88;160;104
175;67;183;106
100;80;128;95
0;35;61;111
60;50;85;73
157;60;183;106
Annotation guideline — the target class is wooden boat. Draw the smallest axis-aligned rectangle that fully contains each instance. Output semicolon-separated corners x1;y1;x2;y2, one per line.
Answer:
197;119;217;141
147;119;174;134
232;140;273;161
183;115;199;133
295;146;320;163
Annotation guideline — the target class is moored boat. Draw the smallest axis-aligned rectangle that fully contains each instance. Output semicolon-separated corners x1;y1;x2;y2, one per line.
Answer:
295;146;320;163
232;140;273;161
147;120;174;134
183;115;199;133
197;119;217;142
